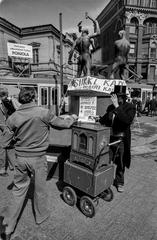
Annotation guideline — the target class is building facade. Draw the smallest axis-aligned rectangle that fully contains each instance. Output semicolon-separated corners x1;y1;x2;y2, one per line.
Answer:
0;17;77;79
97;0;157;89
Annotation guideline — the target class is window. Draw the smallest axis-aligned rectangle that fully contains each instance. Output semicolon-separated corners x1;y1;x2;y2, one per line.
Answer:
140;0;150;7
129;26;136;34
33;48;39;64
142;43;149;58
41;87;48;105
150;48;156;59
141;65;148;79
149;65;156;81
51;86;58;105
127;0;137;5
150;43;157;59
150;0;157;8
79;133;87;152
129;43;136;57
130;18;138;34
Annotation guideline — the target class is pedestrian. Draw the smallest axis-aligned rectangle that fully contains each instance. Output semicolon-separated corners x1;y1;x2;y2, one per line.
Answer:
99;85;136;193
0;87;77;240
150;95;157;117
145;96;150;116
0;87;15;176
68;13;100;77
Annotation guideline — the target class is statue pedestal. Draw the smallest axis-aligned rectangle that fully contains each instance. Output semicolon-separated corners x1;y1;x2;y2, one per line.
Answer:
68;89;112;117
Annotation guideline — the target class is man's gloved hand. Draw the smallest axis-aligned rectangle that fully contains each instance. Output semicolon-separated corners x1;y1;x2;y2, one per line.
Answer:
0;124;6;131
71;114;78;121
68;60;73;65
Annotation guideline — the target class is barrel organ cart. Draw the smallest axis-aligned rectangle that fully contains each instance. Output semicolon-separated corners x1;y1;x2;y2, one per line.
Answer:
47;77;127;217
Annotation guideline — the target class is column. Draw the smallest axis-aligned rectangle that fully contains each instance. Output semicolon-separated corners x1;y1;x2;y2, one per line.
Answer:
136;25;143;77
0;30;6;62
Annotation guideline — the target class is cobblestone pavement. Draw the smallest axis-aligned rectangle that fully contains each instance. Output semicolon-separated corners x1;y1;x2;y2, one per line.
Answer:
0;115;157;240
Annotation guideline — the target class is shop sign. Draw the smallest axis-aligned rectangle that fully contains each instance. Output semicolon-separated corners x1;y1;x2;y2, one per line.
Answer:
7;43;32;59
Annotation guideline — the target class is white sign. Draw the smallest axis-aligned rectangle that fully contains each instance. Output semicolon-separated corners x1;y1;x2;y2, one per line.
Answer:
68;76;127;94
7;42;32;59
79;97;97;122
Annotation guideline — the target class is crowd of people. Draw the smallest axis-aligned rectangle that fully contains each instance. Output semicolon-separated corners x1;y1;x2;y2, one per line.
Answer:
0;86;77;240
144;95;157;117
0;20;156;238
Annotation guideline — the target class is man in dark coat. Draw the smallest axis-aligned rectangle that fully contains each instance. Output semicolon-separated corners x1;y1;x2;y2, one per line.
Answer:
0;87;77;240
99;85;136;192
0;87;15;176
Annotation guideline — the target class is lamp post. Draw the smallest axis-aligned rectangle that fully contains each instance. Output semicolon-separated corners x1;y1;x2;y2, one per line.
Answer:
59;13;64;103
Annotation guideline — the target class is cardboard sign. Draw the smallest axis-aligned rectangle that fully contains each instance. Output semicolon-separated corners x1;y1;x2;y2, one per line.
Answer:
79;96;97;122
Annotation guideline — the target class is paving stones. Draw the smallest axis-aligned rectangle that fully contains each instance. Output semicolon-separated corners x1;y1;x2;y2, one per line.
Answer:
0;115;157;240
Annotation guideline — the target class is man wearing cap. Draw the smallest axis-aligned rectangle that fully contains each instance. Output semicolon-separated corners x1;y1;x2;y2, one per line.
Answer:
99;85;136;192
68;14;100;78
0;87;77;240
0;87;15;176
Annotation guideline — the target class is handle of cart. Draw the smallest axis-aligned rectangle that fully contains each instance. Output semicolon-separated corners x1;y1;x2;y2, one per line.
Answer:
107;140;122;146
108;139;123;165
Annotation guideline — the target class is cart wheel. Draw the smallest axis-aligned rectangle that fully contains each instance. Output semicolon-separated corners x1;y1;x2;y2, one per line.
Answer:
62;186;77;206
80;196;96;218
100;188;114;202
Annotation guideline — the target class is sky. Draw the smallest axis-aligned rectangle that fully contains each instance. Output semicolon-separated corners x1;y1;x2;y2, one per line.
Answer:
0;0;110;34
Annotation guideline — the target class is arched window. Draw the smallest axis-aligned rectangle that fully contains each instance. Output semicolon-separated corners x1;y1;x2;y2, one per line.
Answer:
150;42;157;59
130;17;139;34
79;133;87;152
143;18;157;35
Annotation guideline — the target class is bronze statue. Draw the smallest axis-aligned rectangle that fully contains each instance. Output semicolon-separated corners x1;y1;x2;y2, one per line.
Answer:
68;13;100;78
110;30;130;80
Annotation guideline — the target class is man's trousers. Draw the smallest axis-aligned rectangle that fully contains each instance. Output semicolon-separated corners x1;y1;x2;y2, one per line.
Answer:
110;136;125;186
4;155;49;234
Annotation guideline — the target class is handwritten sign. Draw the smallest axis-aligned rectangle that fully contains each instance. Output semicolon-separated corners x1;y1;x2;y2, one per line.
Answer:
79;97;97;122
68;76;127;94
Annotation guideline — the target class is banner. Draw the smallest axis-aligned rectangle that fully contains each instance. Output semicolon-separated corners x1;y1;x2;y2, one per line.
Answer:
68;76;127;94
7;43;32;59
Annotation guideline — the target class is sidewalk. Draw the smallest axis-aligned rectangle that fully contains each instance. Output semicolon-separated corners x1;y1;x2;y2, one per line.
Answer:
0;115;157;240
131;115;157;155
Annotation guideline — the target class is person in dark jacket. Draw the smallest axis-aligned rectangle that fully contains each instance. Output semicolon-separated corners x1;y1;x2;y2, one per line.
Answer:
0;87;15;176
0;87;77;240
150;96;157;117
99;85;136;193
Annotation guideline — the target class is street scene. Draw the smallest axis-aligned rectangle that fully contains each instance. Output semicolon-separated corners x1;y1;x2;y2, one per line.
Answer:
0;115;157;240
0;0;157;240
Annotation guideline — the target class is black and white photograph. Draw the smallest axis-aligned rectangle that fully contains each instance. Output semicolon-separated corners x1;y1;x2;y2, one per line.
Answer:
0;0;157;239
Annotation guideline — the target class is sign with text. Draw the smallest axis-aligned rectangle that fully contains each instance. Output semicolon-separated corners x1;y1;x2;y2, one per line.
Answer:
68;76;127;94
7;43;32;59
79;96;97;122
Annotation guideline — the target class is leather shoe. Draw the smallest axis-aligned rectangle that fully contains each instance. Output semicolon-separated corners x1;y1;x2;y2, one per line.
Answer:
0;172;8;177
1;233;12;240
117;185;124;193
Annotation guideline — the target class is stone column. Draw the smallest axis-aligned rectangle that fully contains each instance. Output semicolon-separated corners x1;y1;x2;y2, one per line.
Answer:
136;25;143;77
0;30;6;62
